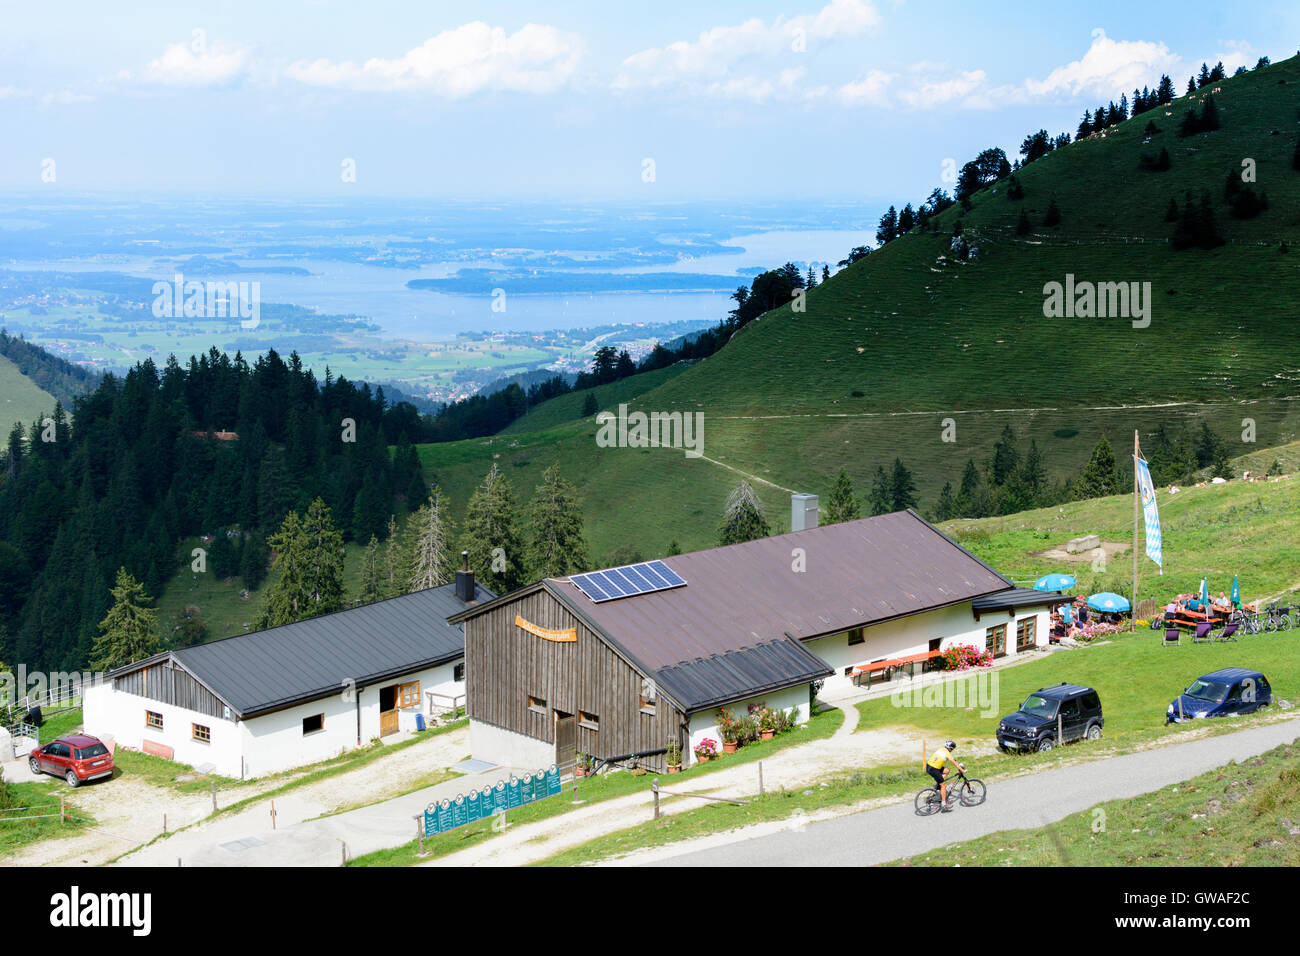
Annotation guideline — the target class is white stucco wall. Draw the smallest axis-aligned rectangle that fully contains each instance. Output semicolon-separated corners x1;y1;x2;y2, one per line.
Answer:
805;601;1054;696
685;683;811;766
83;681;243;777
84;659;464;779
470;718;555;771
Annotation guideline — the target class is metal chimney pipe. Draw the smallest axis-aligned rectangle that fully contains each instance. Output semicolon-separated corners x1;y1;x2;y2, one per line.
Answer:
791;494;819;531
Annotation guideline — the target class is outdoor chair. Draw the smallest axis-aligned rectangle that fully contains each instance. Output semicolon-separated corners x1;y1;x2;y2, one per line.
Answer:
1163;627;1181;646
1217;622;1239;643
1192;622;1213;644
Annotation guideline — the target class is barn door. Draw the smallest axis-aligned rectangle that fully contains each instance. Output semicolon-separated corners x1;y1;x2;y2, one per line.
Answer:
554;711;576;775
379;684;399;737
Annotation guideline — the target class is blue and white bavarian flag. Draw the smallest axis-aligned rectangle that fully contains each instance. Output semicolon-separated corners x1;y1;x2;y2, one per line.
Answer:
1135;454;1162;567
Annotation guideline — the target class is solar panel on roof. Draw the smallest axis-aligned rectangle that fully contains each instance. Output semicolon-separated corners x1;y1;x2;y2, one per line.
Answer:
571;559;687;603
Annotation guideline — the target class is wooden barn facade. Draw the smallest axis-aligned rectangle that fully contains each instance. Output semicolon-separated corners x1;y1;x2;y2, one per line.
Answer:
454;507;1065;775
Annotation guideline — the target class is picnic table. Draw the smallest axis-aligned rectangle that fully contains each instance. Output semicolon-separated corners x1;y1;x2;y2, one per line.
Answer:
850;650;942;688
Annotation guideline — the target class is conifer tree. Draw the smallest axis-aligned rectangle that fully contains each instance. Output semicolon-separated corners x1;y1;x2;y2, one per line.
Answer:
933;482;956;522
460;464;524;592
406;485;457;592
1043;197;1062;227
256;498;345;628
823;467;862;524
1074;438;1120;500
359;535;383;605
868;465;892;516
718;481;770;545
889;458;918;512
381;514;403;598
524;465;590;578
90;568;159;671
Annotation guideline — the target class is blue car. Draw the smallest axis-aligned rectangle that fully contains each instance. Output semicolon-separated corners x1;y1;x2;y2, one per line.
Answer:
1166;667;1272;724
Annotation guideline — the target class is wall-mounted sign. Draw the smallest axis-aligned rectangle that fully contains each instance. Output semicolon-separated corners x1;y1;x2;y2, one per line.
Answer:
515;615;577;643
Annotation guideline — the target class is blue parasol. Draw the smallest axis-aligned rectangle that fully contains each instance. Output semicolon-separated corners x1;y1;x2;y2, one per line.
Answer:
1034;573;1077;591
1087;592;1131;612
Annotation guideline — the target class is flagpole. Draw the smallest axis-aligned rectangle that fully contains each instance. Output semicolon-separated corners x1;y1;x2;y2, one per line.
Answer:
1133;430;1139;633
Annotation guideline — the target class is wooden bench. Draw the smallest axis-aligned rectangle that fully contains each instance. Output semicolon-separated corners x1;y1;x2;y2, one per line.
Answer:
851;650;942;688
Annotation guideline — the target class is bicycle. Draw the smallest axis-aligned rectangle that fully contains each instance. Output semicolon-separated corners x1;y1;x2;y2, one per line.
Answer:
914;767;987;815
1231;607;1266;635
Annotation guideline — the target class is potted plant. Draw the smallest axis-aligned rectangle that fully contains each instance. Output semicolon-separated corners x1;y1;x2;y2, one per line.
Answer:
759;707;776;740
574;751;587;777
693;738;717;763
666;739;682;773
718;707;740;753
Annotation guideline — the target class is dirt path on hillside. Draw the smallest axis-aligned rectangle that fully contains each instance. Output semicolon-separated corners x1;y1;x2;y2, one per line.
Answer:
2;727;471;867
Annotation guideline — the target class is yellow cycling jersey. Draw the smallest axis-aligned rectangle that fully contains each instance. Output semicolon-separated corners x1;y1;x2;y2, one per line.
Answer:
927;747;950;769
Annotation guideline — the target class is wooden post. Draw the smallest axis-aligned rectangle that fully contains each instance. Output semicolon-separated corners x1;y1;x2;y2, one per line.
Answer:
1057;712;1063;747
652;779;660;820
341;841;347;866
758;761;764;797
210;780;217;812
270;800;277;830
60;795;66;824
163;813;167;834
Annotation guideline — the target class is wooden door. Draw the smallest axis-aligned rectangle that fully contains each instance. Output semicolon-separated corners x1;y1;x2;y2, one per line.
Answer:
554;712;576;774
379;683;399;736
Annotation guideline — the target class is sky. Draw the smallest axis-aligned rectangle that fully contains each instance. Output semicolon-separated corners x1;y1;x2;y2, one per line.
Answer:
1;0;1295;203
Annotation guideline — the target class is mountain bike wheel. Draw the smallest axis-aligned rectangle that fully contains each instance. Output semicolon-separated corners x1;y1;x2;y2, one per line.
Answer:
1279;615;1293;632
958;778;987;807
915;787;942;815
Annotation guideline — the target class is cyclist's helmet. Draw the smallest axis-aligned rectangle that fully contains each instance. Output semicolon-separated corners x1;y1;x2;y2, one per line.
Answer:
945;740;956;751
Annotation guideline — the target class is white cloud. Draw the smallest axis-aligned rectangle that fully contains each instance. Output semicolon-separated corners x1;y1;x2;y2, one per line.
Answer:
0;86;31;100
1024;28;1177;98
897;69;986;108
143;40;251;87
613;0;880;95
285;21;583;96
41;90;94;106
834;69;895;106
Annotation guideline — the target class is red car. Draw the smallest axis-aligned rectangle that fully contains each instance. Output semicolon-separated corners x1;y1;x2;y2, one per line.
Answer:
28;734;114;787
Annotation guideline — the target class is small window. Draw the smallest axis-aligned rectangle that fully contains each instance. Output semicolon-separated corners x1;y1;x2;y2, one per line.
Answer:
146;710;163;730
843;666;854;677
302;713;324;735
192;724;211;743
528;695;547;715
847;627;865;646
398;681;421;709
640;695;656;716
579;711;599;730
453;662;465;682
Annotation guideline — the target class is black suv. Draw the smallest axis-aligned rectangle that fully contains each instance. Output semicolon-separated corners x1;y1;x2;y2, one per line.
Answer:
996;683;1104;753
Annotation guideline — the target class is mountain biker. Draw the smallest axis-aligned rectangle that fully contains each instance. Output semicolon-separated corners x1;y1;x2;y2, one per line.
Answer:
926;740;964;812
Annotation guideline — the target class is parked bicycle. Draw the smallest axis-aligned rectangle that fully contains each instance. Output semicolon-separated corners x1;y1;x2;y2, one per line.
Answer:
915;767;987;815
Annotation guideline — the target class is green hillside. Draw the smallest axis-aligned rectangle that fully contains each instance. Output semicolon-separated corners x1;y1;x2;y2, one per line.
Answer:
0;353;59;430
500;362;690;434
417;57;1300;559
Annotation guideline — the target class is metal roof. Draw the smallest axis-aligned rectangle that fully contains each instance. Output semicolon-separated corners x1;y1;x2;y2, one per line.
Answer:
651;640;833;714
548;510;1010;671
972;587;1070;612
110;581;493;718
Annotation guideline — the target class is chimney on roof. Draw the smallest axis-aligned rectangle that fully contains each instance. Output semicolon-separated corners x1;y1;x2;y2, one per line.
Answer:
455;550;476;602
791;493;819;531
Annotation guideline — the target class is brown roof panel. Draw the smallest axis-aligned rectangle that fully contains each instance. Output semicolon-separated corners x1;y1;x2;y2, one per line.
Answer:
550;510;1009;671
